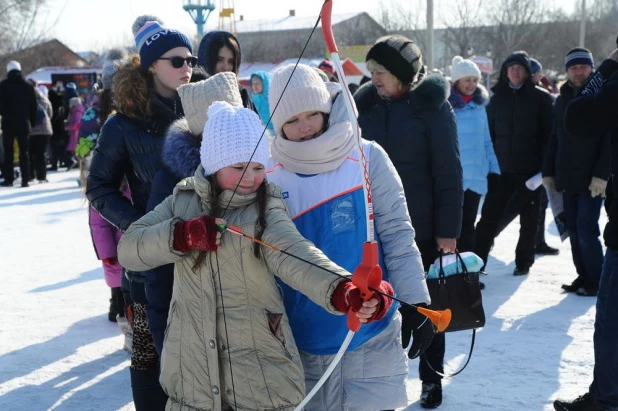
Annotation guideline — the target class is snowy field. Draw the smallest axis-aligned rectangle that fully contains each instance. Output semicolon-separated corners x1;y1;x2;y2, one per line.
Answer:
0;170;602;411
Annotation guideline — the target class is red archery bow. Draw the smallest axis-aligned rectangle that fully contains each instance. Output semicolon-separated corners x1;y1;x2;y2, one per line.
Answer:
320;0;382;332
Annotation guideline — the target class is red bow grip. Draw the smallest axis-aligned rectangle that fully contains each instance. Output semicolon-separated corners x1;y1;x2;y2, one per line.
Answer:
320;0;338;54
347;242;383;332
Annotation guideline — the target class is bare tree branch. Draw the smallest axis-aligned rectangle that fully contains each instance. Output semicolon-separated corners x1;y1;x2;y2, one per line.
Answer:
0;0;63;56
376;0;427;50
479;0;550;69
441;0;485;58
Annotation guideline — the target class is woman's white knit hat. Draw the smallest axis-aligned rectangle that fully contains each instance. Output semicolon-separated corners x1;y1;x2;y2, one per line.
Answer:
6;61;21;72
268;64;332;136
451;56;481;83
201;101;270;176
178;72;243;136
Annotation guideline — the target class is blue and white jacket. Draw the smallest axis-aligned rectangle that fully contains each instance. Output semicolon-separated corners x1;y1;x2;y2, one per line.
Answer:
448;85;500;195
266;93;429;355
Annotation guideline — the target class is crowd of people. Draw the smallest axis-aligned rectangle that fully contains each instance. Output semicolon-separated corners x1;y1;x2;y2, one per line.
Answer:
0;65;86;187
1;13;617;411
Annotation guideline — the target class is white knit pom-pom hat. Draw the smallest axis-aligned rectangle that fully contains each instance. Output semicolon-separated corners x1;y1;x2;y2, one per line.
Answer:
451;55;481;83
200;101;270;176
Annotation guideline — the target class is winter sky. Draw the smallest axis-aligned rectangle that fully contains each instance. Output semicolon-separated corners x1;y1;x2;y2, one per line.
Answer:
41;0;578;52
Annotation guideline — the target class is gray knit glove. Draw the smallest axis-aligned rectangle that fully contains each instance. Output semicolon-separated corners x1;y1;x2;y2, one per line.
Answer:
589;177;608;198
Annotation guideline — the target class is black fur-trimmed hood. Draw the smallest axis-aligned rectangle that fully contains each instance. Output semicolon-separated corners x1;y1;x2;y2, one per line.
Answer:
161;118;201;180
354;74;451;114
448;84;489;109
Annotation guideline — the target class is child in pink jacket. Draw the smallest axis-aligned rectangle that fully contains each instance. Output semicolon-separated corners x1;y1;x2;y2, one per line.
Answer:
65;97;84;154
89;207;123;290
88;181;132;352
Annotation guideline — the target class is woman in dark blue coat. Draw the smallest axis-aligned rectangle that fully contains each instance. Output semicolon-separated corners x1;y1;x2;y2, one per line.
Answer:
85;16;194;411
355;35;463;409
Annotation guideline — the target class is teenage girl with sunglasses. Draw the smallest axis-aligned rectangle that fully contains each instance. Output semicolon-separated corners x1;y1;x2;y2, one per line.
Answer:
86;16;195;411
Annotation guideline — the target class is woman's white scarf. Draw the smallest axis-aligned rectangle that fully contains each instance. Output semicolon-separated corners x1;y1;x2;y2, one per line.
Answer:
270;119;356;174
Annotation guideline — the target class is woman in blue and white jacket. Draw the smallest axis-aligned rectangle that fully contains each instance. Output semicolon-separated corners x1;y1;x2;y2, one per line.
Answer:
448;56;500;254
265;64;432;410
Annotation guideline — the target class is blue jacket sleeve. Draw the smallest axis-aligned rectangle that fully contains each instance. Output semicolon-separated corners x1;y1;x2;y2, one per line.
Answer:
144;169;181;356
483;110;500;175
86;115;142;231
428;102;464;239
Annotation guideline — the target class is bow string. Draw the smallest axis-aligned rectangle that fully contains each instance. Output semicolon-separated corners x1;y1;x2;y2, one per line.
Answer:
214;6;328;410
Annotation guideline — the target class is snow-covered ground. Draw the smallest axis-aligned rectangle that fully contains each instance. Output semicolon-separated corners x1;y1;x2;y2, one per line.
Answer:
0;170;602;411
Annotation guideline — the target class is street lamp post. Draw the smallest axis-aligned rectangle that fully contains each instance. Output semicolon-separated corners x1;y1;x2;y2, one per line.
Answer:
426;0;435;71
579;0;586;47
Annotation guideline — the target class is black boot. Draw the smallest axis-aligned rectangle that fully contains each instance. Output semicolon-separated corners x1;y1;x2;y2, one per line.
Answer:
421;381;442;409
553;393;603;410
562;277;585;293
108;288;119;322
536;242;560;256
514;266;530;276
576;281;599;297
130;367;168;411
109;287;125;321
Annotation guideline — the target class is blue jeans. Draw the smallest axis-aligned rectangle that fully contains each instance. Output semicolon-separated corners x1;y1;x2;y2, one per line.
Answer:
563;192;604;286
590;248;618;409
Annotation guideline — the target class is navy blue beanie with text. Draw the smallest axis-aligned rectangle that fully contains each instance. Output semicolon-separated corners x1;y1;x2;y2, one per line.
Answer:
133;16;193;71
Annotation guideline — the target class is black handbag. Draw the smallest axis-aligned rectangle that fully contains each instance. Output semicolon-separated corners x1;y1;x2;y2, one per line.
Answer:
427;251;486;332
422;251;486;377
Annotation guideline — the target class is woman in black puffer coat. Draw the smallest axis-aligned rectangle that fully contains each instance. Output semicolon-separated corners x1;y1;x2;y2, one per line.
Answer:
355;35;463;410
85;15;194;411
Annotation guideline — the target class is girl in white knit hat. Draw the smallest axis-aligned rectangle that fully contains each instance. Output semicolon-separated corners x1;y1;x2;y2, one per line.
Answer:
265;63;431;410
117;100;394;411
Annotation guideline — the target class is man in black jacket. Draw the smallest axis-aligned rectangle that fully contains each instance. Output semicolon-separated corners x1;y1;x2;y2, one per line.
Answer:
542;48;610;297
0;61;37;187
553;47;618;411
473;51;554;275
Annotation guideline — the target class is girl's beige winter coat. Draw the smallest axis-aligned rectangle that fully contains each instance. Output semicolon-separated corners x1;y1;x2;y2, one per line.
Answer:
118;165;348;411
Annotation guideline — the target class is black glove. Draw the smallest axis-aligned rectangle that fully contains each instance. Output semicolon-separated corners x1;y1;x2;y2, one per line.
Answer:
400;304;436;359
487;173;501;193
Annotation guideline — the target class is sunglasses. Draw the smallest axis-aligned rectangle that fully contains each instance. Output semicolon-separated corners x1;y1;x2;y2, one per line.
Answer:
157;56;198;69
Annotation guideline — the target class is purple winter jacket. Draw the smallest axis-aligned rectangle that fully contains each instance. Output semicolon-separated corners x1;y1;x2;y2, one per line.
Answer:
89;206;122;287
65;103;84;152
88;185;131;288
